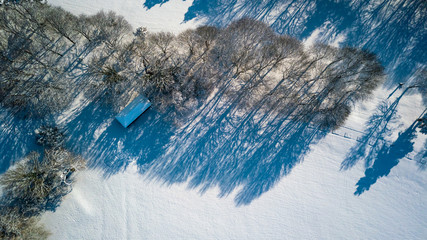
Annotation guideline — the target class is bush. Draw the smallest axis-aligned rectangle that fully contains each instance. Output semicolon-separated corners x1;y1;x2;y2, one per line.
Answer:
0;149;85;215
0;208;50;240
35;126;65;149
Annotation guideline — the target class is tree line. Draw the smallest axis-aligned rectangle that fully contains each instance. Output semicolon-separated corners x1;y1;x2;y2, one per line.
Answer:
0;0;391;226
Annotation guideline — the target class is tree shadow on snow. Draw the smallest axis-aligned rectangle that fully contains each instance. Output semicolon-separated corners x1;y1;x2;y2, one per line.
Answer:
342;88;426;195
355;118;421;195
340;92;405;170
0;108;45;174
146;0;426;85
62;99;175;177
1;84;333;206
145;100;328;205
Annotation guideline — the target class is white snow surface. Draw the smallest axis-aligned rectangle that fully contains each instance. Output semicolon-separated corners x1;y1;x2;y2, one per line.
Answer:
303;21;347;48
48;0;204;33
41;87;427;240
33;1;427;239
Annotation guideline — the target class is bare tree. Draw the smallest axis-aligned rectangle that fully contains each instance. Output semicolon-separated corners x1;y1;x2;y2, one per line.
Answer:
74;11;132;49
43;6;79;45
0;210;50;240
0;149;85;214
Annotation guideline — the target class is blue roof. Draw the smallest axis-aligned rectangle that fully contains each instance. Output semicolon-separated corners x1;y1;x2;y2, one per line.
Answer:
115;95;151;128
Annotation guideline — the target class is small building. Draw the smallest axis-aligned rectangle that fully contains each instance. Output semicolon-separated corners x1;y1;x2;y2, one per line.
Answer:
115;95;151;128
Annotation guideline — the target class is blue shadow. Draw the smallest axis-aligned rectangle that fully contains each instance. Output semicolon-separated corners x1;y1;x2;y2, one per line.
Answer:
355;118;420;195
145;0;426;85
0;108;44;174
63;98;174;177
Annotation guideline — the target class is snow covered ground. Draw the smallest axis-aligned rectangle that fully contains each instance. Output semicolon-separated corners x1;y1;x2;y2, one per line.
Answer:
25;1;427;239
48;0;204;33
40;85;427;239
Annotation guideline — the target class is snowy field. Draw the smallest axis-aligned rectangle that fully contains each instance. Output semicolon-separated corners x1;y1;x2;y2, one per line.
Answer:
48;0;203;33
23;0;426;239
40;87;427;239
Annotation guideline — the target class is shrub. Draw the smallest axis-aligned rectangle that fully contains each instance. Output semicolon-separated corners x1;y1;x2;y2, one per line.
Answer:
0;208;50;240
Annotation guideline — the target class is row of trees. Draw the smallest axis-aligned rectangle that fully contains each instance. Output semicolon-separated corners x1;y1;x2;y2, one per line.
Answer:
0;1;220;121
0;2;388;126
1;1;423;128
144;18;386;204
0;2;133;117
0;1;396;205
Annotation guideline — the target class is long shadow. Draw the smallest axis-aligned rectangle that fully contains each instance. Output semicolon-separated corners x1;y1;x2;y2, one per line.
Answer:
0;38;103;174
63;98;174;177
146;92;329;205
146;0;426;85
354;117;421;195
1;73;348;207
341;85;426;194
340;94;403;170
0;108;45;174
